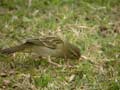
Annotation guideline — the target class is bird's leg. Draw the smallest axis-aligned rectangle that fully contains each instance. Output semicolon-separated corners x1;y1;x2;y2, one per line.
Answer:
67;59;70;66
47;56;62;67
10;53;16;68
66;59;73;68
64;56;73;68
66;57;69;66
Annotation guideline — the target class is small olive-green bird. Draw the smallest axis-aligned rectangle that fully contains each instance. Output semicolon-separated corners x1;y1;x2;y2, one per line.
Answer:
0;36;81;59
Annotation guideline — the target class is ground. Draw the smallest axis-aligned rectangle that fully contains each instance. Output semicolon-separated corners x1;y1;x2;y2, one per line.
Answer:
0;0;120;90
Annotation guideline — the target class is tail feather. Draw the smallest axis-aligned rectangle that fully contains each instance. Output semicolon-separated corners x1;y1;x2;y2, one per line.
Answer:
0;43;27;54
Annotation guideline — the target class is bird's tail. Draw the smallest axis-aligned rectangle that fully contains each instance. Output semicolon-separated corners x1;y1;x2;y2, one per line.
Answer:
0;43;27;55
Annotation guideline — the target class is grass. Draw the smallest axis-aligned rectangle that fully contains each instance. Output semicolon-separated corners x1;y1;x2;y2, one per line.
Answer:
0;0;120;90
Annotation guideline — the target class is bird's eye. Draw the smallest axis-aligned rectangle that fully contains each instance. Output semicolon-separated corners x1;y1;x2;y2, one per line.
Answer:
69;48;80;58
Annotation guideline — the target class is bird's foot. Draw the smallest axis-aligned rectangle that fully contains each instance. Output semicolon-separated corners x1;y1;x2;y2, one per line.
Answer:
48;60;62;67
48;56;62;67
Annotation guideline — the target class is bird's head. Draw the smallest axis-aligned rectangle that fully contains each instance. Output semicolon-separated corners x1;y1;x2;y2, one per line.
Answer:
64;42;81;59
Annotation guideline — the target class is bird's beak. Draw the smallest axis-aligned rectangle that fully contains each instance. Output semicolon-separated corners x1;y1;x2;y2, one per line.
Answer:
81;55;88;60
79;55;95;64
79;55;87;61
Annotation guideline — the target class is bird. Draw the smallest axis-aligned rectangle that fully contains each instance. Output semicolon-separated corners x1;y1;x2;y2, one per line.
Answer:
0;36;81;67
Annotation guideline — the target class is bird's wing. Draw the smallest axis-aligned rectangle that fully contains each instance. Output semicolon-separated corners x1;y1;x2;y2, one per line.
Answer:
25;36;64;49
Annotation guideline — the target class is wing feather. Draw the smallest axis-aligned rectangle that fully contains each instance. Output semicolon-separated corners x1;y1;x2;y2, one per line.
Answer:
25;36;64;49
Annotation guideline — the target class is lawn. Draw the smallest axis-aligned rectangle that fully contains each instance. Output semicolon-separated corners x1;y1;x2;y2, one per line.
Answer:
0;0;120;90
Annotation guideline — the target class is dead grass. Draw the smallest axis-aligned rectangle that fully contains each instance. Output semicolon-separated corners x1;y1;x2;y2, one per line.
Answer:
0;0;120;90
